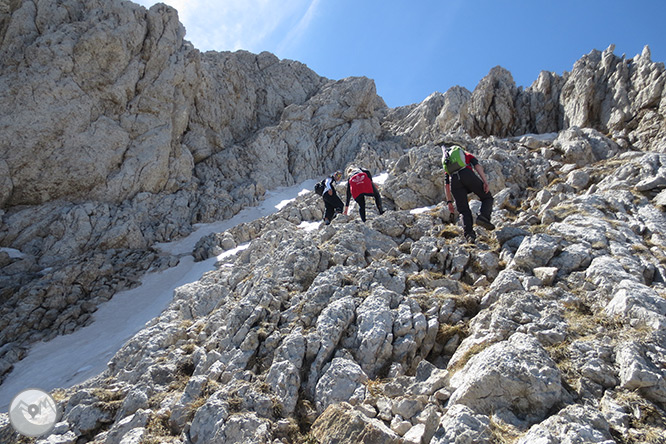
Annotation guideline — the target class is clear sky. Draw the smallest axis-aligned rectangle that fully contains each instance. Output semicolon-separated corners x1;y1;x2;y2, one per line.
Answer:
133;0;666;108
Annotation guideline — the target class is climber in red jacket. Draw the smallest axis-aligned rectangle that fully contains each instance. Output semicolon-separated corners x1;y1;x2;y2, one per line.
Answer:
343;167;384;222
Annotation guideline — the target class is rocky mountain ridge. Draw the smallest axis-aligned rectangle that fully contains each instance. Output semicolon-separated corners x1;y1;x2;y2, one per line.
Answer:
385;44;666;150
1;0;666;443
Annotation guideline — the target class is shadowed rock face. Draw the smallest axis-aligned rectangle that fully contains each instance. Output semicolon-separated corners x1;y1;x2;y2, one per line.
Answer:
1;1;666;443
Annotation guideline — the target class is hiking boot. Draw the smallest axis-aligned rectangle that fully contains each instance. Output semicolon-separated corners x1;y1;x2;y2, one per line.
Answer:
465;232;476;244
476;215;495;230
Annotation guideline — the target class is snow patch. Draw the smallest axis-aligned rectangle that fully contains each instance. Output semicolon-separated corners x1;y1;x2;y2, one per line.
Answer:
410;205;435;215
0;247;25;259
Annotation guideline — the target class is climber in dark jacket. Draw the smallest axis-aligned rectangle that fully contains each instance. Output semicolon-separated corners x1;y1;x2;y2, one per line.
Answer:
343;167;384;222
443;145;494;243
322;170;344;225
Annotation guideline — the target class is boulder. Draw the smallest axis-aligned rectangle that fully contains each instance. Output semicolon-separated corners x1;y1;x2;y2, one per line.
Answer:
315;357;368;413
517;405;614;444
431;404;493;444
448;333;562;421
310;402;402;444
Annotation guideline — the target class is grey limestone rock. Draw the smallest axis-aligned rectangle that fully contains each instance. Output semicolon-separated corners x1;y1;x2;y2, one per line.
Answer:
461;66;520;138
516;405;615;444
2;2;666;443
354;288;395;377
510;233;561;271
431;404;493;444
315;357;368;413
265;330;306;416
310;402;402;444
616;341;666;405
448;333;562;421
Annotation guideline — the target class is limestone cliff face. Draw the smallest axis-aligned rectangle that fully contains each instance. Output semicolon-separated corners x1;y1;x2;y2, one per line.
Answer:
1;0;195;206
1;0;666;443
0;0;386;209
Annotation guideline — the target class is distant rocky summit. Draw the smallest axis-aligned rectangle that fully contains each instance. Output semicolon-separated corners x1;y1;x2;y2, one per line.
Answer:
1;0;666;443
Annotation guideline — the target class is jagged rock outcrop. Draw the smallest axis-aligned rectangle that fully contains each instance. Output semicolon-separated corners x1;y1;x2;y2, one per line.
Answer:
386;44;666;149
461;66;521;138
382;86;471;145
0;0;386;211
1;0;666;443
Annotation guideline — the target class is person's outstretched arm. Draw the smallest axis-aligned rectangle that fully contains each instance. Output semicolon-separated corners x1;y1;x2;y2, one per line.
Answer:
445;182;454;213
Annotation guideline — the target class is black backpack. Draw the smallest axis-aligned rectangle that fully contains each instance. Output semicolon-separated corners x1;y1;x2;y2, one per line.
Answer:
314;179;326;196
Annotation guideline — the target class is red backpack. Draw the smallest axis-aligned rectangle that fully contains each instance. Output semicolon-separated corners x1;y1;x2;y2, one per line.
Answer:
349;171;373;198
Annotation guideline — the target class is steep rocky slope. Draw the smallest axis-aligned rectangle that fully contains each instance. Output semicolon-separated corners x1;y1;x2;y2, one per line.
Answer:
1;0;666;443
5;132;664;444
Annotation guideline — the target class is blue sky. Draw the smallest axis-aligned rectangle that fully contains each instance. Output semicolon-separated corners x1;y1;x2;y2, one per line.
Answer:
133;0;666;108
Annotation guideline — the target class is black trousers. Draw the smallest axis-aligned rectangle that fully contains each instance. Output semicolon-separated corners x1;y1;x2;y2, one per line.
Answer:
451;168;493;236
323;192;344;221
354;184;383;222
